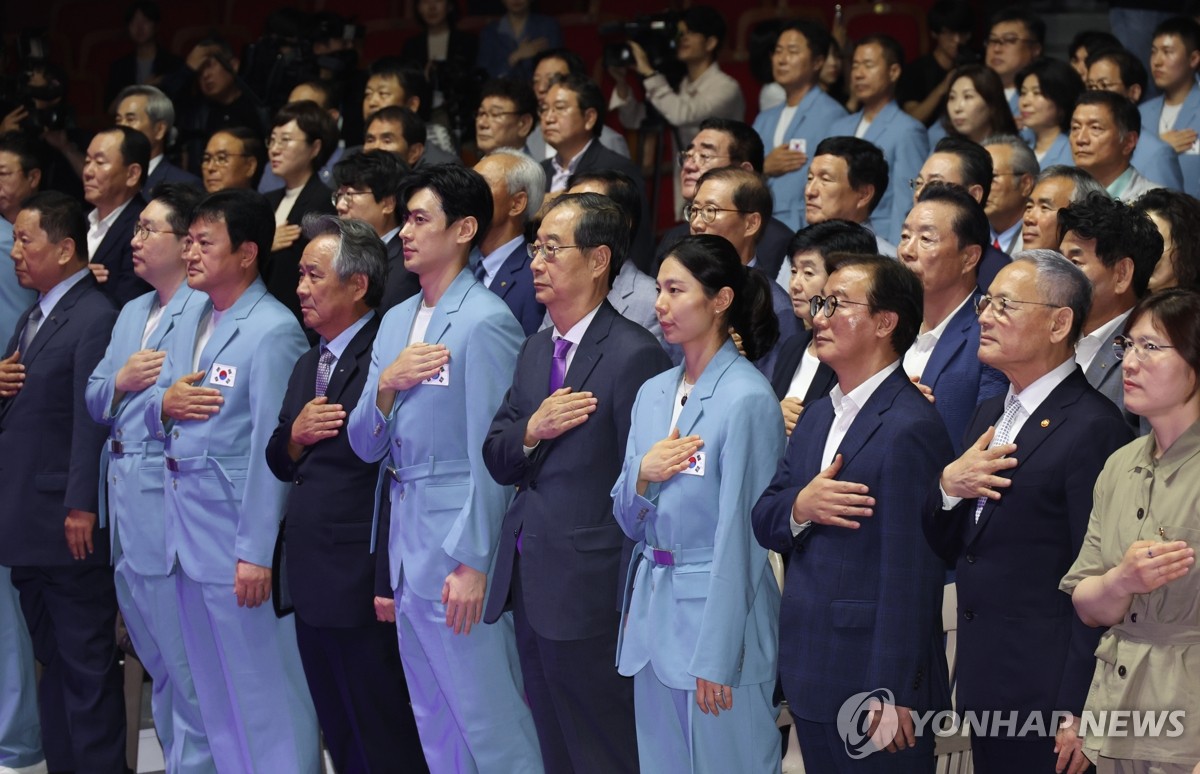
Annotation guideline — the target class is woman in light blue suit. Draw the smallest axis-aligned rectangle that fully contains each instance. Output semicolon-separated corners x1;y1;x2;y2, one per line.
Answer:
612;234;786;773
1015;58;1083;169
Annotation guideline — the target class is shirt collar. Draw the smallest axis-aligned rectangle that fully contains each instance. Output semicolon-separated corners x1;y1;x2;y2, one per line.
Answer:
481;235;525;281
1106;166;1137;199
382;226;400;245
553;301;603;347
88;198;132;230
1007;357;1076;417
147;155;163;178
321;310;375;362
917;291;974;346
829;360;900;418
38;267;91;318
991;219;1022;252
1078;309;1130;359
553;138;594;175
1131;417;1200;481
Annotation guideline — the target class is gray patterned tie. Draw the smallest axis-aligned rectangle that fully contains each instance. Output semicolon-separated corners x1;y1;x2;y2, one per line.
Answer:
975;395;1022;523
315;347;335;397
20;306;43;355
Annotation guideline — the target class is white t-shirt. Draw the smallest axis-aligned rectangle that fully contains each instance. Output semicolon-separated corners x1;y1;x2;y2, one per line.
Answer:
408;301;436;344
785;345;822;401
773;104;800;148
1161;102;1183;135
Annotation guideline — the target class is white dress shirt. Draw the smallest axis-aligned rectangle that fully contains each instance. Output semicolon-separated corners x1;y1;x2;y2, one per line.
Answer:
785;344;822;401
87;199;133;259
550;139;594;193
1075;310;1130;372
903;292;973;380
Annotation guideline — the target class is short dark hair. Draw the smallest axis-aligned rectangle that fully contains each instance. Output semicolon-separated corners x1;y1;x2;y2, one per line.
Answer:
125;0;161;24
776;20;832;71
478;78;538;121
192;189;275;265
1075;89;1141;138
366;106;426;147
548;73;606;138
916;182;991;254
928;0;974;35
211;126;266;187
1068;30;1120;61
1153;16;1200;54
149;182;204;236
292;79;341;111
1134;188;1200;292
681;5;727;51
1124;289;1200;390
833;254;925;355
1085;47;1148;94
567;169;642;235
20;191;88;262
99;126;151;188
988;7;1046;46
1057;191;1163;298
697;118;764;172
272;101;339;170
332;149;411;208
300;213;388;308
664;234;779;360
542;192;628;288
813;136;889;213
367;58;433;118
695;167;772;245
531;48;588;78
933;136;995;204
1015;58;1085;132
0;131;46;176
787;219;878;267
398;165;493;250
854;34;905;70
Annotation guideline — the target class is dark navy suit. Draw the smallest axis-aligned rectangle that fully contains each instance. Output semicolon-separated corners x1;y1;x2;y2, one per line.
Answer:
483;301;670;773
482;241;544;337
91;194;152;307
144;158;201;194
263;176;335;321
977;245;1011;294
923;368;1131;771
265;313;426;773
769;329;836;404
380;233;420;313
655;217;794;282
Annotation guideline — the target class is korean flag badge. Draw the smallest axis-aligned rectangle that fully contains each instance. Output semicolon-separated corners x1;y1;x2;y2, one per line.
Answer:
422;363;450;387
680;450;706;477
209;363;237;387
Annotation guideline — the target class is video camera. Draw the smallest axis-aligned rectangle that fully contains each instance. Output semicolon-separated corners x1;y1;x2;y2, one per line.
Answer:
601;13;686;85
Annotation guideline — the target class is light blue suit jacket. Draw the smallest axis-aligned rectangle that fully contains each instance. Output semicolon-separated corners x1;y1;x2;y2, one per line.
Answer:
145;279;307;584
86;286;205;575
1039;132;1073;169
347;267;523;600
1140;81;1200;197
753;89;848;230
0;219;36;351
830;101;929;243
612;340;785;689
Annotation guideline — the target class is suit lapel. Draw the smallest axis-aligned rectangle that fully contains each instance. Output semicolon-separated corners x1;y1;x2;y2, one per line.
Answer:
197;282;268;375
1085;344;1119;395
1180;81;1200;131
325;315;379;404
675;339;739;436
562;303;615;393
922;297;976;389
491;243;527;299
804;363;838;405
420;267;473;347
23;276;94;363
861;102;896;144
145;286;199;351
834;369;905;468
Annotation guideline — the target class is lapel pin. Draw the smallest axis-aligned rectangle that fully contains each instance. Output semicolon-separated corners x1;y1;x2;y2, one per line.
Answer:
500;281;508;287
1040;419;1050;428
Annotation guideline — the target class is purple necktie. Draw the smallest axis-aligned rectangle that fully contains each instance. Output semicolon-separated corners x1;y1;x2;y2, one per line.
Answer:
315;347;335;397
549;337;571;393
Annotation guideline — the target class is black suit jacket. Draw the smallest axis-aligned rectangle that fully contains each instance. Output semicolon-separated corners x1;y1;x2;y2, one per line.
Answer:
655;217;794;281
0;275;117;566
769;329;837;404
923;368;1132;721
91;194;151;307
380;233;421;313
265;314;385;628
482;301;672;639
144;158;201;195
263;175;336;321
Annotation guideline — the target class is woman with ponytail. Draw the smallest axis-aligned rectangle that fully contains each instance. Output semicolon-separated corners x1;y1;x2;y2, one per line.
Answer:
610;234;786;772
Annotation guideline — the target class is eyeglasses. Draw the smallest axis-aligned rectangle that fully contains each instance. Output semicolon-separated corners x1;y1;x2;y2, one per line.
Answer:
909;177;939;192
677;150;729;166
201;152;251;167
809;295;871;319
332;189;375;206
683;203;746;224
1112;335;1176;362
133;223;185;240
476;109;520;121
985;35;1034;48
267;134;301;150
527;243;581;260
1086;80;1121;91
974;294;1061;317
539;103;574;117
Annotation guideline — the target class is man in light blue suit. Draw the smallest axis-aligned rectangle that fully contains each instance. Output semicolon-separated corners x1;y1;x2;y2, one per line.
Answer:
1139;17;1200;197
145;189;317;773
346;165;542;773
754;19;848;230
86;184;212;774
831;35;929;244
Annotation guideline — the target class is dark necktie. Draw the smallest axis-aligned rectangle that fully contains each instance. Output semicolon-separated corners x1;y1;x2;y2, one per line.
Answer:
315;347;335;397
549;337;571;393
20;306;43;355
472;261;488;283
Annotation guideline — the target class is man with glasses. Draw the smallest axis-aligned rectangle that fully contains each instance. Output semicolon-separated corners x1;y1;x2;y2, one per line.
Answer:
1058;191;1163;423
330;149;418;311
984;8;1045;117
754;254;954;774
474;78;538;156
539;73;643;195
981;135;1038;256
926;251;1132;773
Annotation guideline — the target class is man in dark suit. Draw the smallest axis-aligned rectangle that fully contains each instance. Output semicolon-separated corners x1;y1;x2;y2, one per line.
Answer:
265;214;425;773
473;148;545;336
114;85;202;193
901;184;1008;452
331;149;418;313
83;125;153;306
753;255;954;773
0;192;124;773
925;251;1132;772
483;193;671;773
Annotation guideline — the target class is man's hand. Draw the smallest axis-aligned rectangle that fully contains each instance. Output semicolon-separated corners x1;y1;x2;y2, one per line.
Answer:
791;454;874;529
1054;713;1090;774
764;144;807;177
116;349;166;393
524;387;596;446
1163;128;1199;154
940;426;1018;501
272;224;301;253
696;677;732;716
509;37;550;67
911;374;935;404
64;509;97;560
163;370;224;421
441;563;486;635
637;427;703;494
88;263;110;284
374;595;396;623
234;560;271;608
290;396;346;448
867;703;917;753
781;397;804;436
379;343;449;393
0;351;25;398
0;105;28;135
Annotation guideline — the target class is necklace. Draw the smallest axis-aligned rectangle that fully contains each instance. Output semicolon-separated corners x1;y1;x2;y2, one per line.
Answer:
680;377;695;406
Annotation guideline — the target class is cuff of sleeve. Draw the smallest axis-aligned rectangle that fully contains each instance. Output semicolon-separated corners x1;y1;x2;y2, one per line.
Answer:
940;487;963;510
522;440;539;456
790;518;813;537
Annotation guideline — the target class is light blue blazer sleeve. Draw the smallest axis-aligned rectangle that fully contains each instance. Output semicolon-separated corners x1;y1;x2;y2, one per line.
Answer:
346;301;416;464
86;292;155;425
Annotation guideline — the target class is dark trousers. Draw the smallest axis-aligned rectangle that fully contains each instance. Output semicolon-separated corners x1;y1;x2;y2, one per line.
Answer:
512;563;638;774
294;615;427;774
10;564;126;774
972;733;1068;774
793;715;936;774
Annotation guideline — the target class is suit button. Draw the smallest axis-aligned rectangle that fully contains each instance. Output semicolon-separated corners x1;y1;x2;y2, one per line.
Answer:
1136;508;1144;519
1118;665;1127;678
966;554;976;564
513;529;519;538
1131;612;1138;623
173;430;180;439
294;476;303;485
963;610;975;621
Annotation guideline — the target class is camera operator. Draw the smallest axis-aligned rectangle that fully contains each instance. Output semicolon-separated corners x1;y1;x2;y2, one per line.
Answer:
1;60;86;200
177;36;268;175
898;0;977;127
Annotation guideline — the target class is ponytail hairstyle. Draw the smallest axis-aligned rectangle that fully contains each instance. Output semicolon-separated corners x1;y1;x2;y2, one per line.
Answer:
665;234;780;361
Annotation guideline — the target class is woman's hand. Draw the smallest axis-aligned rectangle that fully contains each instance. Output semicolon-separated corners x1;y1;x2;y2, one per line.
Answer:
696;677;732;716
636;428;703;494
1112;539;1194;596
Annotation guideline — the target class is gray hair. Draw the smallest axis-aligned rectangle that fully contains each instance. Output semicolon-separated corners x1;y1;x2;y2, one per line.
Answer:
1012;248;1092;345
487;147;545;223
301;213;388;308
1036;164;1107;203
116;84;176;129
982;134;1039;180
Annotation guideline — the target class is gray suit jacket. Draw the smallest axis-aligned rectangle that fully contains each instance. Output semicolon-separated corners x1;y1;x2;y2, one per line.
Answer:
1084;339;1139;431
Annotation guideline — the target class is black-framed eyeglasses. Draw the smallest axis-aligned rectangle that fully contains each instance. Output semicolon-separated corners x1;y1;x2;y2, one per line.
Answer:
527;243;581;260
1112;335;1176;362
810;295;871;319
133;223;185;239
974;294;1061;317
332;189;375;206
683;203;746;224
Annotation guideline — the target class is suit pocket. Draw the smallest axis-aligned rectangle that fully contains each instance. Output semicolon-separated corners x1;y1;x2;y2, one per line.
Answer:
671;570;710;600
34;472;67;492
330;521;373;545
572;523;625;552
831;599;876;630
425;482;469;512
138;463;165;493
